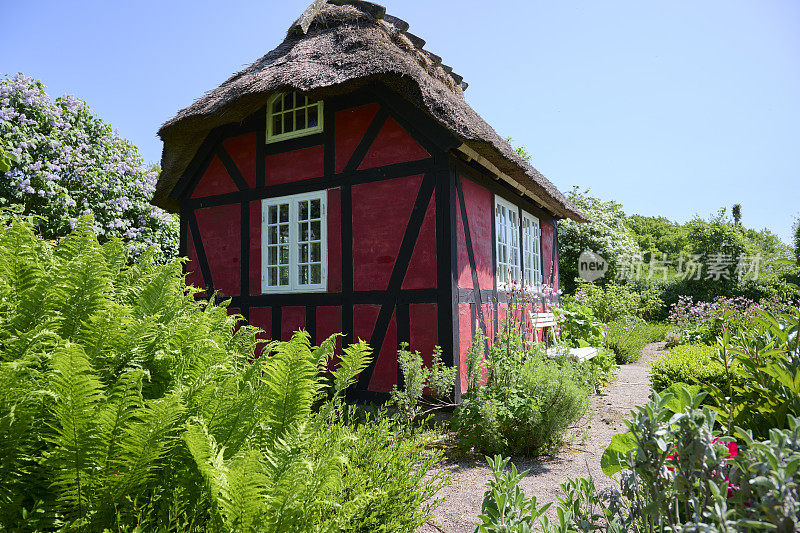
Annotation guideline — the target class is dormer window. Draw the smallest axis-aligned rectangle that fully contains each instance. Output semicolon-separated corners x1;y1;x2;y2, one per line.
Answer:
267;91;323;143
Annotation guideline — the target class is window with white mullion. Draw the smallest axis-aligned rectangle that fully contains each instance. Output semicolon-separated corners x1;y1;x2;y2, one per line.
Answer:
296;197;324;287
495;196;521;288
264;201;291;289
262;192;327;293
522;211;542;286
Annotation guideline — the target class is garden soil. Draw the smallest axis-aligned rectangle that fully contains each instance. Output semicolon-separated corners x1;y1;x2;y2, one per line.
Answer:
418;342;666;533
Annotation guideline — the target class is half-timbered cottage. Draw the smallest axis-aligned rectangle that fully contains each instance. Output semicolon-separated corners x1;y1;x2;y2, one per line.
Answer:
152;1;587;401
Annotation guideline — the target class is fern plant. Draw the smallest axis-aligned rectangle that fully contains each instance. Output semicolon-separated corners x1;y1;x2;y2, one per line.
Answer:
0;217;445;532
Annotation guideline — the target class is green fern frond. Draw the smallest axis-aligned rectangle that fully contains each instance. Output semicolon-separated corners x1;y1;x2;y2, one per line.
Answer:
313;333;342;373
183;418;232;530
97;369;144;470
0;220;46;307
332;340;372;396
262;332;319;443
46;245;112;341
104;394;185;500
46;343;106;520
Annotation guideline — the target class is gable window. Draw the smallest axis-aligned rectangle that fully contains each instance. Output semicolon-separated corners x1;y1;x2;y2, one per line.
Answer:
522;211;542;285
262;191;327;293
267;91;323;143
495;196;520;288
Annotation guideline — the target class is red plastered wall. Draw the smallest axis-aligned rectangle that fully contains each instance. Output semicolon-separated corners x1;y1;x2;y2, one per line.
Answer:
359;116;430;170
541;220;559;294
249;201;261;295
335;103;379;173
281;306;306;341
352;175;426;292
185;226;205;292
191;155;238;198
354;304;398;393
410;303;438;365
223;133;257;189
265;145;323;185
195;204;240;297
327;188;342;292
456;176;493;290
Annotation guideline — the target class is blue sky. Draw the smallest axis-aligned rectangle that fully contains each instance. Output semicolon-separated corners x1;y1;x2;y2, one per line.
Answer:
3;0;799;242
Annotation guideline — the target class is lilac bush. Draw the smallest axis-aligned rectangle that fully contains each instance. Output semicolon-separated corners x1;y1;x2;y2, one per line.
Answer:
0;73;177;260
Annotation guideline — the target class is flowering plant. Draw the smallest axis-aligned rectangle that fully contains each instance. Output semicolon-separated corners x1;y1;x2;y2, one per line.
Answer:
0;73;177;260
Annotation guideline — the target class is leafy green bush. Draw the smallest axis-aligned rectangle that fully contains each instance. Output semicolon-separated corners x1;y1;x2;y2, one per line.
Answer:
389;343;456;429
555;297;605;347
709;306;800;439
453;342;589;456
0;73;177;260
605;319;671;364
650;344;746;396
0;218;445;531
476;387;799;532
571;280;664;322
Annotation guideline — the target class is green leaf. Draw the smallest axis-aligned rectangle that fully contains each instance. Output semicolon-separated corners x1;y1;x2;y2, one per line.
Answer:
601;431;637;477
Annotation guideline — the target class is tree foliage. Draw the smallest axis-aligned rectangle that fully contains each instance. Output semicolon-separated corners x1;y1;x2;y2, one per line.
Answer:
0;73;177;260
558;187;641;293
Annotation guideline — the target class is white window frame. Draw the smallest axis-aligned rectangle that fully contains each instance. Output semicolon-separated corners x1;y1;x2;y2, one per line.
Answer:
261;191;327;293
494;196;521;290
266;91;324;143
521;210;543;287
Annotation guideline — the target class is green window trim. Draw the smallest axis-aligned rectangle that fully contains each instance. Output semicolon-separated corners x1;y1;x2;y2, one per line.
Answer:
266;91;324;143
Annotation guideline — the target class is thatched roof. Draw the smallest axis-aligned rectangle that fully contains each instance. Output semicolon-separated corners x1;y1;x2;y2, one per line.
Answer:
153;0;587;222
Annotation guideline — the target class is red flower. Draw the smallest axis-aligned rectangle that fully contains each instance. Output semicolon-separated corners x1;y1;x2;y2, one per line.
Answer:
712;437;738;459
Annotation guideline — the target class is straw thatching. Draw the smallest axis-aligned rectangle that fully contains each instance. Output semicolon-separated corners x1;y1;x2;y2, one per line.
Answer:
153;1;587;222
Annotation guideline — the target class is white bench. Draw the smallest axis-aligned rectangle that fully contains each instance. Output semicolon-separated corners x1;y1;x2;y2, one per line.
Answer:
530;311;599;362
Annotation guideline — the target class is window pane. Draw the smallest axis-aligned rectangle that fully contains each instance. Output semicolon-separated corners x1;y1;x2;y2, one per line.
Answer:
311;242;321;262
269;267;277;286
310;199;320;219
268;226;277;245
280;204;289;222
310;264;321;284
273;97;282;113
295;109;306;130
300;243;308;263
299;222;308;242
280;266;289;286
283;93;292;110
272;114;282;136
299;200;308;221
279;224;289;244
299;265;308;285
268;205;278;224
310;221;321;240
268;246;277;265
307;106;318;128
283;112;293;133
279;245;289;265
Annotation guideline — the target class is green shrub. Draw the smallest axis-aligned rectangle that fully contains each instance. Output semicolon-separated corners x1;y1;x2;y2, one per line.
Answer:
389;343;456;429
605;320;671;364
649;344;746;395
709;306;800;439
571;281;664;322
554;297;605;347
0;218;446;531
477;387;800;532
453;347;589;456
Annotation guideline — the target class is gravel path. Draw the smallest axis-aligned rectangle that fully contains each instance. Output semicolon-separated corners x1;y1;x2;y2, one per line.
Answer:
418;342;666;533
